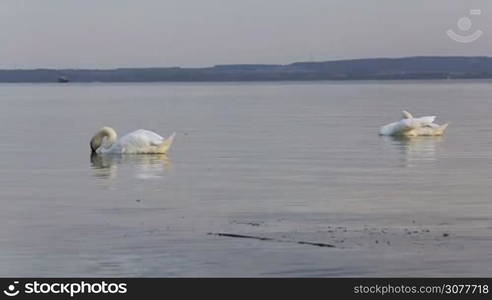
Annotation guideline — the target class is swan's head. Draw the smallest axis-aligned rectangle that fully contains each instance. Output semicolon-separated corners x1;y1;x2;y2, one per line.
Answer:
90;127;118;153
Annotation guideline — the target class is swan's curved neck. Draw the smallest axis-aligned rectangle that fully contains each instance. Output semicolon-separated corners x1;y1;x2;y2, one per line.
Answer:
402;110;414;119
101;127;117;148
91;127;118;153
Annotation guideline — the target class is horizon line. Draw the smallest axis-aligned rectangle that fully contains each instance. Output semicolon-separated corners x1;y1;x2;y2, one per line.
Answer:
1;55;491;71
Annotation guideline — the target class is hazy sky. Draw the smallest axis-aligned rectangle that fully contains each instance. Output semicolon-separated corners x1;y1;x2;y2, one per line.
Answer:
1;0;491;68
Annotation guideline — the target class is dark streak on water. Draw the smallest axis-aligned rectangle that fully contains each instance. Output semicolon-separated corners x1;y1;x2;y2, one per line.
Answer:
208;232;336;248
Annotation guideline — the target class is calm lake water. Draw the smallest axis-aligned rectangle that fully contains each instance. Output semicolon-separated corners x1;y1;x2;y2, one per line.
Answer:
1;81;491;276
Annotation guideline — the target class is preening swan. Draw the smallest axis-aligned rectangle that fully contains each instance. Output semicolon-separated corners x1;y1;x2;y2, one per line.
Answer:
379;111;449;137
90;127;175;154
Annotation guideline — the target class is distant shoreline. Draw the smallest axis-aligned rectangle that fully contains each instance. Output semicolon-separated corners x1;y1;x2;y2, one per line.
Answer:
2;56;492;82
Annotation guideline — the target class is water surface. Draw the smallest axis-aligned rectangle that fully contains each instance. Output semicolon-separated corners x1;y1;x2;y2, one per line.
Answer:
0;81;491;276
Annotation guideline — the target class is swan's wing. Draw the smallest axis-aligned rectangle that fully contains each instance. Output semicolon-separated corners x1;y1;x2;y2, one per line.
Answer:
423;123;440;129
118;130;164;153
401;111;436;126
414;116;436;125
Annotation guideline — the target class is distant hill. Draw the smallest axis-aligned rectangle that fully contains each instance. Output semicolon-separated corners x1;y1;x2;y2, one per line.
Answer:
2;56;492;82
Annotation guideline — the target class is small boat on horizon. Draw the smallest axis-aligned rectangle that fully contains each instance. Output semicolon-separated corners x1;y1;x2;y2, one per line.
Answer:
57;76;69;83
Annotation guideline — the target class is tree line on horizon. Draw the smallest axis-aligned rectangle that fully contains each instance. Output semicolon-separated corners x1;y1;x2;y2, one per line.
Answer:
1;56;492;82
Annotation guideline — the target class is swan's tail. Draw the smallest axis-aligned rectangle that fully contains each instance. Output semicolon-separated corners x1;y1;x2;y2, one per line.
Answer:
435;123;449;136
159;132;176;153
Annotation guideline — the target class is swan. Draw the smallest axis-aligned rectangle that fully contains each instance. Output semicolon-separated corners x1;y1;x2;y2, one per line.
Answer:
379;111;449;137
90;127;176;154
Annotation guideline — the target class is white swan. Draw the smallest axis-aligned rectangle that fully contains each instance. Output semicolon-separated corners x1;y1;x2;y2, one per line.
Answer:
90;127;176;154
379;111;449;137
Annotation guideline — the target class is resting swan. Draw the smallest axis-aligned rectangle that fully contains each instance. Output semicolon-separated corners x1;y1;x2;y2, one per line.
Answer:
379;111;449;137
90;127;176;154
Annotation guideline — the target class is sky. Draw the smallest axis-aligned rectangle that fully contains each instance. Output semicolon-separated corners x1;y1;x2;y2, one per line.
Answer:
0;0;491;68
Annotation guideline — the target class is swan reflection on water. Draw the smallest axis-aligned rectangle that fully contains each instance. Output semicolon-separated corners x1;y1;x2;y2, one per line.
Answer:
382;135;443;167
90;153;172;180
